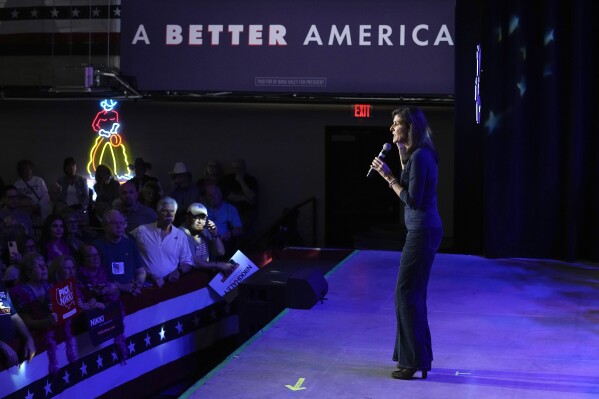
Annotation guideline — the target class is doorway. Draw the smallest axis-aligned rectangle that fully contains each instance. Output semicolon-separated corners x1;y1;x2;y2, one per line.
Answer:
324;126;404;248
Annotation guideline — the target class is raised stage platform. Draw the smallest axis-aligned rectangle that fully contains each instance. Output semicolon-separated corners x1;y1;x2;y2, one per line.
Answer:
181;250;599;399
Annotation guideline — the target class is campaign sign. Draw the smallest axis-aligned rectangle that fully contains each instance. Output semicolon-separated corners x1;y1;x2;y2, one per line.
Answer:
86;301;124;346
49;278;81;324
209;250;259;297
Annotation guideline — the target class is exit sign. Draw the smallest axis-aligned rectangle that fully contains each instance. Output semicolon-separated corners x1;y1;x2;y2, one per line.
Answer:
353;104;371;118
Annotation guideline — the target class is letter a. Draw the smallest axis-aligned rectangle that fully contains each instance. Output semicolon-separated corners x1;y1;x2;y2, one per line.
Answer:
132;24;150;45
303;25;323;45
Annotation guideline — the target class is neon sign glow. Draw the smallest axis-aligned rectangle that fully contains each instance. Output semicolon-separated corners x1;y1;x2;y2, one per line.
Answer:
86;99;133;182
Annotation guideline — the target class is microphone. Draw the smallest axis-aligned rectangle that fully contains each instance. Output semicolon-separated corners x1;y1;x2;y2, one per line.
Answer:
366;143;392;178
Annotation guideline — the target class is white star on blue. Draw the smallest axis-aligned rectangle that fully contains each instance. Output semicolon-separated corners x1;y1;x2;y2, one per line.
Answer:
80;361;88;376
175;321;184;334
63;370;71;385
159;326;166;341
44;380;53;395
145;333;152;347
128;340;136;354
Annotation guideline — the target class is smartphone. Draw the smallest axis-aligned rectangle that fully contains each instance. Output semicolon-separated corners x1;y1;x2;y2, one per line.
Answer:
8;241;19;257
207;219;217;232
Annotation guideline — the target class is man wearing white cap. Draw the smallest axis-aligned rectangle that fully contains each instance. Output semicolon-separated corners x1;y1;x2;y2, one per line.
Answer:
179;203;236;275
168;161;200;226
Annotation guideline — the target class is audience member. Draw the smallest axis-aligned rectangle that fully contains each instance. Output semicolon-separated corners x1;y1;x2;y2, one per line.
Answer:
48;255;101;312
139;180;162;210
77;244;127;363
13;159;51;219
17;235;38;256
0;280;36;369
77;244;120;306
1;214;27;240
47;255;90;363
93;164;120;220
2;235;38;287
0;250;5;282
60;207;85;251
1;238;22;287
93;210;146;296
39;214;74;262
56;157;89;210
47;181;67;216
9;254;64;374
130;197;193;288
115;181;157;233
179;203;236;274
168;162;201;226
128;157;159;192
59;205;98;251
0;185;34;236
202;184;243;259
220;158;258;240
196;159;223;193
9;254;55;329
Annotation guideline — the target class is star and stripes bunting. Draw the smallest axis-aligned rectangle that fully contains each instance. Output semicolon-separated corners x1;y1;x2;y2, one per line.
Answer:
0;1;121;55
3;300;235;399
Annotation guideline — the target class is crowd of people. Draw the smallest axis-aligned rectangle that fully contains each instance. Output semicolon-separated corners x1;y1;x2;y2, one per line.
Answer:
0;156;258;373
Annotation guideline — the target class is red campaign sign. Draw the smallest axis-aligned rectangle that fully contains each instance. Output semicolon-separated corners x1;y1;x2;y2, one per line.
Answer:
50;278;81;324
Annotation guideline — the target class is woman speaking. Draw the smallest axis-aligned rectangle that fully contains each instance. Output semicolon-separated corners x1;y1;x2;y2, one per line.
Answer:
370;106;443;380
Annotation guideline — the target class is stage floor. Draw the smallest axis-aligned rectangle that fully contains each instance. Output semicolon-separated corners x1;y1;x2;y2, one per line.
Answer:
181;250;599;399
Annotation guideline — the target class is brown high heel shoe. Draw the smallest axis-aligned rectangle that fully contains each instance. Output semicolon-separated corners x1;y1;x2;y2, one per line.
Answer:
391;368;428;380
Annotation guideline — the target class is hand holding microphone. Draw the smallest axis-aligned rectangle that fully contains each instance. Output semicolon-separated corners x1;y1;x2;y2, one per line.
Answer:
366;143;392;178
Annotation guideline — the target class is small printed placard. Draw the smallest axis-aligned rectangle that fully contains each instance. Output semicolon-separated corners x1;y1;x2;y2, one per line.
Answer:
49;278;81;323
86;301;124;346
209;250;259;297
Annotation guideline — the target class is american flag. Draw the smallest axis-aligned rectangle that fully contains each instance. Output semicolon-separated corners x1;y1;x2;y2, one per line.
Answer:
0;0;121;56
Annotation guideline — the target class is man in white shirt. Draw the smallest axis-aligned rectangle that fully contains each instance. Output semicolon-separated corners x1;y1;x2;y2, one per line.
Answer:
129;197;193;288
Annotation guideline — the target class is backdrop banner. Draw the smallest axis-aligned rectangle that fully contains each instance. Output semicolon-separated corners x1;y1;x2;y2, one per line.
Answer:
120;0;454;96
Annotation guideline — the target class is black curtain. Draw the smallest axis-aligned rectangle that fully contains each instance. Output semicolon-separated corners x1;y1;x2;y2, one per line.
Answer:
455;0;599;261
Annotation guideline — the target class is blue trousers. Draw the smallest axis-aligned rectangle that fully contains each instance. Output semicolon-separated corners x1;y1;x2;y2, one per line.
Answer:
393;226;443;370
